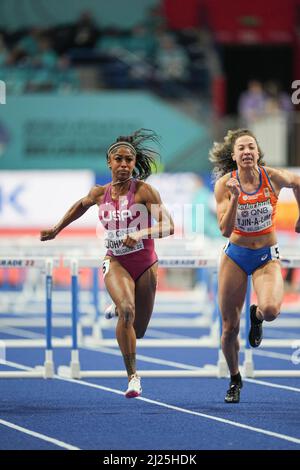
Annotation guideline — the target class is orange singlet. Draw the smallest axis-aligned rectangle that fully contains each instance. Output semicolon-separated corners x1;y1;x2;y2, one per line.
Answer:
232;166;278;237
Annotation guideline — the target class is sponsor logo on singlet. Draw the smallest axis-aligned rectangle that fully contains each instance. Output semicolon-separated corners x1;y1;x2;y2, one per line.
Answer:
236;198;273;233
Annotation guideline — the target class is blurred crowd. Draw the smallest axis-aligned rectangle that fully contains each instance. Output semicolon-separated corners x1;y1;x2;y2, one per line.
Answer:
238;79;293;126
0;8;212;98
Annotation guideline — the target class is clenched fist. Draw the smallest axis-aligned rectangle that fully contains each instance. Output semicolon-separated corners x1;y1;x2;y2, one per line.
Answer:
226;178;241;197
40;228;58;241
122;231;142;248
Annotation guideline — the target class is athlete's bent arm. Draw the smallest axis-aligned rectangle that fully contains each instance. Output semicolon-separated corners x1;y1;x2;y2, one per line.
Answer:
144;186;174;239
40;186;102;241
122;184;174;248
215;176;240;238
267;167;300;233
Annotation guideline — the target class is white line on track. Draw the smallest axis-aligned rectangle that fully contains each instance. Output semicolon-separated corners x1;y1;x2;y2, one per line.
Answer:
86;345;201;370
253;350;297;361
1;359;300;447
0;418;80;450
2;325;300;391
0;361;80;450
244;378;300;392
55;376;300;446
0;327;44;339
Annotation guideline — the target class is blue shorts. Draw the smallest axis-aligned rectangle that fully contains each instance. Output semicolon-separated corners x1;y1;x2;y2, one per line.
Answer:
224;242;280;275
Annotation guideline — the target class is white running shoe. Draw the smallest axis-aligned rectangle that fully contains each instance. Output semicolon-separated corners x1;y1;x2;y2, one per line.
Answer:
125;374;142;399
104;304;118;320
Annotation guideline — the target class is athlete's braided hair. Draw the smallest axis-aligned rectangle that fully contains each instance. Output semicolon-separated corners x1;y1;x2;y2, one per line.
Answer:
209;129;265;182
107;129;160;180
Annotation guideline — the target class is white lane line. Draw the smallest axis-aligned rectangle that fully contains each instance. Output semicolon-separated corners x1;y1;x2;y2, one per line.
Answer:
0;419;80;450
2;359;300;446
86;345;200;370
264;330;300;339
2;328;300;394
0;327;44;339
0;362;80;450
244;378;300;393
253;350;296;361
58;376;300;446
146;329;196;339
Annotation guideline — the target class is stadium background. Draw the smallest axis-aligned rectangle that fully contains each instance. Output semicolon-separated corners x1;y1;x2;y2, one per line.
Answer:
0;0;300;452
1;0;299;285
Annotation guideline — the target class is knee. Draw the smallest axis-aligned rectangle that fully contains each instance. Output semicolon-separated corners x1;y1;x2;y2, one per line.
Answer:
117;300;135;327
260;304;280;322
222;320;240;340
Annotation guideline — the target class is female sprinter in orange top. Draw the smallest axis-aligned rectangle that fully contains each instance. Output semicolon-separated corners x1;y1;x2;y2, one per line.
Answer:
40;129;174;398
210;129;300;403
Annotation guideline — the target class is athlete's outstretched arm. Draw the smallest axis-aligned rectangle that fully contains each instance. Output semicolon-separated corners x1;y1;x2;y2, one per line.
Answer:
267;167;300;233
40;186;102;241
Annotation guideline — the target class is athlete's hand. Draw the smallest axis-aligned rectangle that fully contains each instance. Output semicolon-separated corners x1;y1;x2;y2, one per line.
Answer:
40;228;58;241
295;218;300;233
226;178;241;197
122;231;142;248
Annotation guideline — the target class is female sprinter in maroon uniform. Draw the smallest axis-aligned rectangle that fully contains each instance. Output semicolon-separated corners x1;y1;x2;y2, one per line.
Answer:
41;129;174;398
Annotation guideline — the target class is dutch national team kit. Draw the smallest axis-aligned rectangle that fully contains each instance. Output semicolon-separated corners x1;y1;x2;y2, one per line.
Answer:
224;166;280;274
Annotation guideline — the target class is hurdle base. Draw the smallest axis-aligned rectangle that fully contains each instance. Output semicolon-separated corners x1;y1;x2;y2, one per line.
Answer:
0;366;48;378
217;349;228;378
253;370;300;378
243;349;254;377
43;350;54;378
57;350;81;379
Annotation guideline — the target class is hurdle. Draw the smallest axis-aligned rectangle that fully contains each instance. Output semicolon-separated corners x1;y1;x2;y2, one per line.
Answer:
58;255;222;379
240;257;300;378
57;254;300;379
0;257;59;378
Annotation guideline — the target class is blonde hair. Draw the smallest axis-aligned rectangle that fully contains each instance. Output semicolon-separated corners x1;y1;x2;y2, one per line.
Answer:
209;129;265;181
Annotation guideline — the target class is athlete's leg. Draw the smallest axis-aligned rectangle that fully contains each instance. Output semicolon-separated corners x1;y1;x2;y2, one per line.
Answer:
134;262;158;338
218;253;248;375
252;260;284;321
103;257;137;378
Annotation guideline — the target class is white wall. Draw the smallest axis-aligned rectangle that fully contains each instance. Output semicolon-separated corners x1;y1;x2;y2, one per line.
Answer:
0;170;97;228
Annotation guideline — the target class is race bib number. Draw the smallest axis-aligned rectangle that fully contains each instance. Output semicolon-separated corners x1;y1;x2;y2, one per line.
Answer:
236;200;273;233
105;227;144;256
270;244;280;260
102;259;110;278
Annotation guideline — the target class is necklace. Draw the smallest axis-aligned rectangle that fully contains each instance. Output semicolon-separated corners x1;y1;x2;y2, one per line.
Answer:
111;176;133;186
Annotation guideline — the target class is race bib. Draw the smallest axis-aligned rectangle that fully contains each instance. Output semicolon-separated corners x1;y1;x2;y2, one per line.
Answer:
104;227;144;256
102;259;110;278
236;200;273;233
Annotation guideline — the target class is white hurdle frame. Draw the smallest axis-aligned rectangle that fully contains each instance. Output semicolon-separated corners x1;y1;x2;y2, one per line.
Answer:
58;256;220;379
0;257;59;378
1;255;299;379
240;257;300;378
58;255;300;379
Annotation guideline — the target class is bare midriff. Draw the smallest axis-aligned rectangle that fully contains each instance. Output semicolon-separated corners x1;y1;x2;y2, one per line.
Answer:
230;231;277;249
